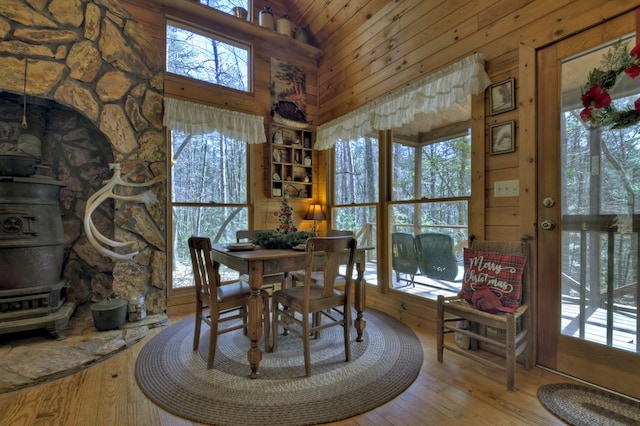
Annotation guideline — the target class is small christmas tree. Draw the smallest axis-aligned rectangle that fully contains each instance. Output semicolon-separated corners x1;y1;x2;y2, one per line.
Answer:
276;193;297;234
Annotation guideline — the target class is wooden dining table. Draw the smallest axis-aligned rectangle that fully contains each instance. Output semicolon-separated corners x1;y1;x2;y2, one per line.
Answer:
210;243;369;378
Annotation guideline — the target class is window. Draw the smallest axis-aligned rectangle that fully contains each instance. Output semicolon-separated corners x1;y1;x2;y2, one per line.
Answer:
196;0;250;17
170;128;249;290
166;21;250;92
389;128;471;295
332;135;379;284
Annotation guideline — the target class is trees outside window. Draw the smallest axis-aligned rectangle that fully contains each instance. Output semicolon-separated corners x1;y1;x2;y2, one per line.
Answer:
195;0;250;17
166;21;250;92
389;130;470;291
166;21;252;292
170;130;249;289
332;136;379;281
331;130;470;294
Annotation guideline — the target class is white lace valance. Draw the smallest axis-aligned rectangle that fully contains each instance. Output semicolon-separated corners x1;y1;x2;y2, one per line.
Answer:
316;53;492;149
163;98;266;144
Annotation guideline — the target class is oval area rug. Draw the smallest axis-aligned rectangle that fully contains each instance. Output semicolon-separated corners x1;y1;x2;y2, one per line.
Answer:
135;309;423;425
537;383;640;426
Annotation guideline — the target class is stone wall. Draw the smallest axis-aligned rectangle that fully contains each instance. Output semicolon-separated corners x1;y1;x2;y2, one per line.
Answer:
0;0;166;313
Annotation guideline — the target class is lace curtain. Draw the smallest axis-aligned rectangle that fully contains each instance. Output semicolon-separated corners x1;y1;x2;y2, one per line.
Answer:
163;98;266;144
316;53;492;150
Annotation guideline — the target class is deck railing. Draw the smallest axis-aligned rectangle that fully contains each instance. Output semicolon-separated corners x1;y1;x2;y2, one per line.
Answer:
562;214;639;353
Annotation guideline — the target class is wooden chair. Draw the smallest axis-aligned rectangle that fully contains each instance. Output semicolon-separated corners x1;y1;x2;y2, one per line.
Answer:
188;236;270;369
236;230;288;291
436;235;531;392
271;236;357;377
291;229;355;287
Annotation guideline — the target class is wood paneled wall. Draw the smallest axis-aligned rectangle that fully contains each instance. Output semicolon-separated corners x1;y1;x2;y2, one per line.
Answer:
315;0;639;242
121;0;639;239
120;0;639;324
121;0;326;235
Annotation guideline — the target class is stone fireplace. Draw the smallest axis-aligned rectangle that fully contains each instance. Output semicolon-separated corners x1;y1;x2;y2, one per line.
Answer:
0;0;167;324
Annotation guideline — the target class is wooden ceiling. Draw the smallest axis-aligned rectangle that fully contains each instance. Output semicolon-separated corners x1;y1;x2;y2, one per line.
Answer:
278;0;389;51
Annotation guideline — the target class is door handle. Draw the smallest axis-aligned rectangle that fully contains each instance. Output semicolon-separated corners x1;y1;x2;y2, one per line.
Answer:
540;219;556;231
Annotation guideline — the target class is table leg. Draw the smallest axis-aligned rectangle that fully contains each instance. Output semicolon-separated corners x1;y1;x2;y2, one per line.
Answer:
247;261;264;378
354;256;367;342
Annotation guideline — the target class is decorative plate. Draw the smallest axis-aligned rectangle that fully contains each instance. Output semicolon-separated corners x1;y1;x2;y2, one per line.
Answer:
226;243;256;251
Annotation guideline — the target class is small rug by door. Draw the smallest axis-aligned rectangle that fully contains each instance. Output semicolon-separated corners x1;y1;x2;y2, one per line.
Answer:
135;309;423;426
537;383;640;426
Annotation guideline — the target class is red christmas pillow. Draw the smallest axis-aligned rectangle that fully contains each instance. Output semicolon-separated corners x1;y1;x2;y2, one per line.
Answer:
458;248;527;311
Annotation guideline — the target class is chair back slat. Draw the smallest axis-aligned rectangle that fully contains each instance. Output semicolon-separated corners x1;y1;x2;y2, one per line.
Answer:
188;236;217;305
305;236;357;299
236;230;260;242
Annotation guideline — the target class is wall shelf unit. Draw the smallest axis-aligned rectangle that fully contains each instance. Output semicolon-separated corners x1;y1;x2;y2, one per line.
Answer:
269;123;313;199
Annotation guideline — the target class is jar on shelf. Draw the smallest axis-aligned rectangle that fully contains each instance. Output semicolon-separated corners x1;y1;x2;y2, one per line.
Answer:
277;15;291;36
259;7;274;30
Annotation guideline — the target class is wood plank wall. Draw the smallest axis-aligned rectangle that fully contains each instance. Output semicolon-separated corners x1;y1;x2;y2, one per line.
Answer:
119;0;640;325
121;0;326;237
314;0;638;242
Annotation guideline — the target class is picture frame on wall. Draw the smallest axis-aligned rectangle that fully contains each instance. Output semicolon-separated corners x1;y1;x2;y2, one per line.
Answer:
489;77;515;115
490;121;515;155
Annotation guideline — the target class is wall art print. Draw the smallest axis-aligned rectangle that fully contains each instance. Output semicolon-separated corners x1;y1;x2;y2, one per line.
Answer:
270;58;307;123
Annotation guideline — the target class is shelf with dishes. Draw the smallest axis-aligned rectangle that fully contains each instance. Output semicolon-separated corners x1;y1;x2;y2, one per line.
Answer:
269;124;313;198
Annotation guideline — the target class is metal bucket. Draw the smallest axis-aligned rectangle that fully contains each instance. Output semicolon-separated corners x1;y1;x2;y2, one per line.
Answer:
0;176;66;289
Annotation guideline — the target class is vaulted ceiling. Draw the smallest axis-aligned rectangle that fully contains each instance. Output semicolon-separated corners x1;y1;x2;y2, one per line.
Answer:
277;0;389;52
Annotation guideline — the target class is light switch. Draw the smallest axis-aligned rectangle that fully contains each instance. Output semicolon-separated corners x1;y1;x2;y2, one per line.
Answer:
494;180;519;197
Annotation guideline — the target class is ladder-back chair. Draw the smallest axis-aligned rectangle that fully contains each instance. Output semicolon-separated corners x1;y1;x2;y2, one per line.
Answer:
271;236;357;377
188;236;270;369
436;235;531;392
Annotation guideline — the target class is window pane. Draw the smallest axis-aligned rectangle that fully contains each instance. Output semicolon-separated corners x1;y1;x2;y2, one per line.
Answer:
334;136;379;204
560;35;639;352
171;130;247;203
390;128;469;297
170;126;249;291
391;141;416;200
331;205;378;285
332;205;377;251
421;135;471;198
389;201;467;291
166;23;249;91
390;201;469;241
172;206;248;289
392;133;471;201
196;0;250;16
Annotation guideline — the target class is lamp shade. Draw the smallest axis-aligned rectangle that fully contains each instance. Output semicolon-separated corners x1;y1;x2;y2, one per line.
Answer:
304;204;326;221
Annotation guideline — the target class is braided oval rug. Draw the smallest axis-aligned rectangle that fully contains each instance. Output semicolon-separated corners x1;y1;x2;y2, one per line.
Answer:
538;383;640;426
135;309;423;426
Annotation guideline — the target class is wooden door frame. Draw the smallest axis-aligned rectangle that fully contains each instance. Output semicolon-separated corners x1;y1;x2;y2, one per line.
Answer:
535;11;640;399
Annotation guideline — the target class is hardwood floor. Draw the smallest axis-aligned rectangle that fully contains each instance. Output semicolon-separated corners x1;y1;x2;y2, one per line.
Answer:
0;314;571;426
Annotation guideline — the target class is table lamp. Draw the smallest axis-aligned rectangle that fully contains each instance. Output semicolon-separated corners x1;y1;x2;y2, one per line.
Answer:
304;203;326;234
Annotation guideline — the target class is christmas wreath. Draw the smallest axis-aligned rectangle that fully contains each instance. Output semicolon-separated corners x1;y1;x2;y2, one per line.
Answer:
580;41;640;129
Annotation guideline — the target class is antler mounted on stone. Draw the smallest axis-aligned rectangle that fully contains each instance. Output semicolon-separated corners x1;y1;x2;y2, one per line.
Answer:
84;163;163;261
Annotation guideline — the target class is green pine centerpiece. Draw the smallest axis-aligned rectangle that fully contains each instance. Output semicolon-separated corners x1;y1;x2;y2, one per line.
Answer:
253;194;315;249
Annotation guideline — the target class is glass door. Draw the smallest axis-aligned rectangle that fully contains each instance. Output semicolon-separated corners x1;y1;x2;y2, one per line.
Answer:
537;12;640;399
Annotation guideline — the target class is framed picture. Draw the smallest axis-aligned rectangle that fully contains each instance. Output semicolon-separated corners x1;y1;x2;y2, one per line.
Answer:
490;121;515;155
489;78;515;115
